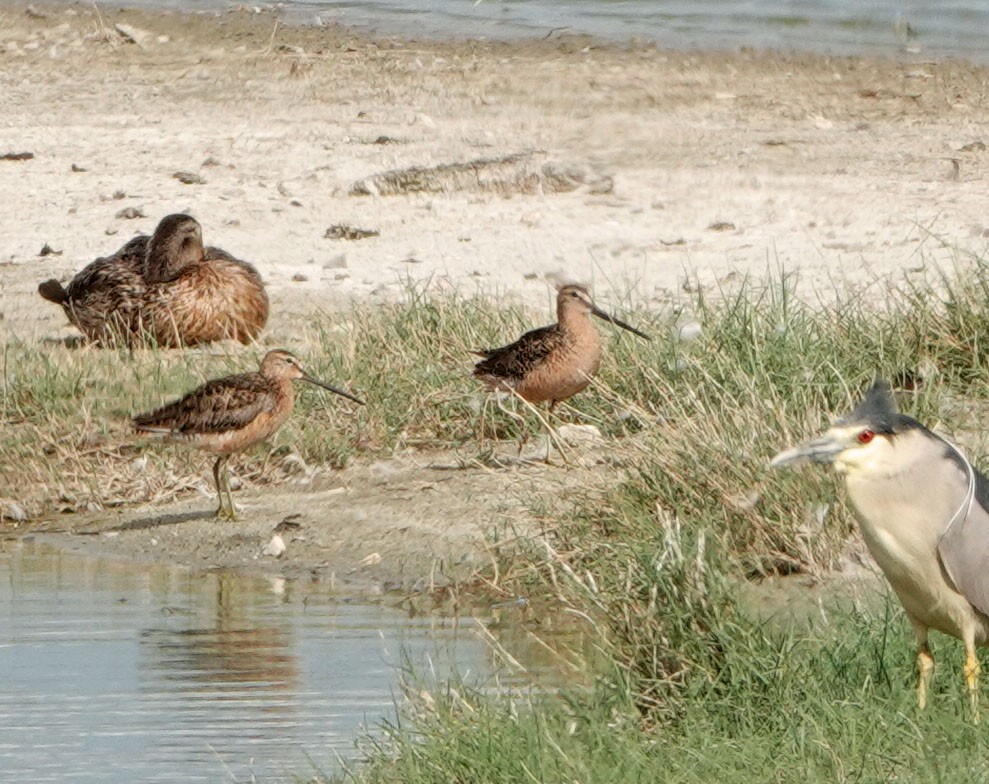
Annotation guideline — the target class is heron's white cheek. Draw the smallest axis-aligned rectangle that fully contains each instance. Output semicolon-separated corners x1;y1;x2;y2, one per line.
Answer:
840;441;902;478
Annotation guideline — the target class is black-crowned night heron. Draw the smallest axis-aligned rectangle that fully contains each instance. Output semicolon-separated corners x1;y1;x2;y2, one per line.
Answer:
770;381;988;718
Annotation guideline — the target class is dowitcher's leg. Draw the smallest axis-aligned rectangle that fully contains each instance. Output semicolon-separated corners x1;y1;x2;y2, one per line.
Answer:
212;456;236;520
222;459;240;521
963;628;980;723
909;618;934;710
522;397;568;465
493;392;529;456
225;459;239;521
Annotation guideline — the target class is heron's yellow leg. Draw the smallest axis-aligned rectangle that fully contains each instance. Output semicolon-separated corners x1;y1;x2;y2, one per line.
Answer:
917;644;935;710
964;639;980;723
909;619;934;710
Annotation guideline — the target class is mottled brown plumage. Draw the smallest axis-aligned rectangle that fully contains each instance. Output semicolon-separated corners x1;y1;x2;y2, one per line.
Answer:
133;349;364;519
38;214;269;348
473;284;649;408
38;235;148;344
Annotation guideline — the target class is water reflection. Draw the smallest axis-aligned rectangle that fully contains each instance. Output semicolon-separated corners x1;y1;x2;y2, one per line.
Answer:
140;573;303;776
0;541;520;783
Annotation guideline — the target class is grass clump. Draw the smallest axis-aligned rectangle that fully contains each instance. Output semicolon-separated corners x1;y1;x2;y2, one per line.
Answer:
344;597;989;784
330;256;989;782
0;288;529;515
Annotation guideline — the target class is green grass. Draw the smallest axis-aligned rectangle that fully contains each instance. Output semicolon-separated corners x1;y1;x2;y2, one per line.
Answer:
8;258;989;520
342;595;989;784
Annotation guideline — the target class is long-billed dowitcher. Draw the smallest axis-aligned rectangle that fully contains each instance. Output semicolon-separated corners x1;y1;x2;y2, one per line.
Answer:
133;350;363;520
474;284;650;408
473;284;649;458
39;213;269;347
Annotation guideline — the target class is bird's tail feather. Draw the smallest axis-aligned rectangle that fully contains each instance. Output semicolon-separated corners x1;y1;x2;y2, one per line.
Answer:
38;279;68;304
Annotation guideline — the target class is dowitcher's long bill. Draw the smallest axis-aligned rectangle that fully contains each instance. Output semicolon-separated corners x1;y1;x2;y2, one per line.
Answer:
133;349;362;520
588;302;651;341
297;372;365;405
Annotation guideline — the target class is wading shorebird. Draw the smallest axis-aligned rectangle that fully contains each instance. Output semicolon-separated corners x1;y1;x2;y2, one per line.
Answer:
473;284;649;457
771;381;989;719
39;213;269;347
473;283;650;408
133;350;363;520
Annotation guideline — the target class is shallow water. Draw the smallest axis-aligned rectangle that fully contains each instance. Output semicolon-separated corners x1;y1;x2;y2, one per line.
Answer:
0;541;524;783
6;0;988;62
283;0;989;62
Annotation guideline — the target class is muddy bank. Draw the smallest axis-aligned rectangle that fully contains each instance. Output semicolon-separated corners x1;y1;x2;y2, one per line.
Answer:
5;442;613;593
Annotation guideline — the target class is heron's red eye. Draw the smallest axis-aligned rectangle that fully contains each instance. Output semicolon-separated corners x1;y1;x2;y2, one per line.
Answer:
857;430;875;444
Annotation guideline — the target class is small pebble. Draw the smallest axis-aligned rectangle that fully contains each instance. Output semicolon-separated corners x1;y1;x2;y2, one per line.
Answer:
2;501;27;522
676;321;703;342
173;171;205;185
262;534;286;558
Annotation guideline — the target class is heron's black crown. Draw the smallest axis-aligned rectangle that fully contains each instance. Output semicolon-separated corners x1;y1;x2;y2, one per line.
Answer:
838;380;924;436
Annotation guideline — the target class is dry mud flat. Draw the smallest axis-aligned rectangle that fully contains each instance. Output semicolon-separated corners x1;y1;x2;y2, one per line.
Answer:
4;3;989;339
3;4;989;586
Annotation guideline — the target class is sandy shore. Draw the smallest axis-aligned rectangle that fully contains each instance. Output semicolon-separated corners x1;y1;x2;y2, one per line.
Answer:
2;3;989;587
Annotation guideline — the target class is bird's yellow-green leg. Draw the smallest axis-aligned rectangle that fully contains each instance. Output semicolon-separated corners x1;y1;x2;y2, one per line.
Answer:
213;456;238;521
224;471;239;522
964;634;980;723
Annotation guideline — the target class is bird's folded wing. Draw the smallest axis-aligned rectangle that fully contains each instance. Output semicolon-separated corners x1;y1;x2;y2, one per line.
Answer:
134;374;277;435
938;489;989;618
473;325;560;382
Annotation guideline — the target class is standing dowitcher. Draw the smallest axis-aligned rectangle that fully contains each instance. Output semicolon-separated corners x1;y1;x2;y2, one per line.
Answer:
133;350;363;520
39;213;269;347
473;284;650;409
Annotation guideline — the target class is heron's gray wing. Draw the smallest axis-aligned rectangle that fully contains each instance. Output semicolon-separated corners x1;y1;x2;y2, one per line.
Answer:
937;471;989;618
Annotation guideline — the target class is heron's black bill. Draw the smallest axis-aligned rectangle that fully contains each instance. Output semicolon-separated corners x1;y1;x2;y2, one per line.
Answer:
590;305;651;341
301;374;365;405
769;434;843;468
